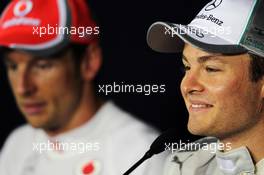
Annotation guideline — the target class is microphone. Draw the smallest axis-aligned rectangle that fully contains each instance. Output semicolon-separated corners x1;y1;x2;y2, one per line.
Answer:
122;128;180;175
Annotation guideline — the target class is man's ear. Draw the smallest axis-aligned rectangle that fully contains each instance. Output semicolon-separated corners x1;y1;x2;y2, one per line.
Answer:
81;42;102;81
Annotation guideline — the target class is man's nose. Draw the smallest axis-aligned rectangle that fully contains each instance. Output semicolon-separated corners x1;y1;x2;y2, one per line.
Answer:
181;71;204;95
16;70;36;96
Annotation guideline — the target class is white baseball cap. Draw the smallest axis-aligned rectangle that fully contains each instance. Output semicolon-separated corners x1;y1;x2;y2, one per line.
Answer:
147;0;264;57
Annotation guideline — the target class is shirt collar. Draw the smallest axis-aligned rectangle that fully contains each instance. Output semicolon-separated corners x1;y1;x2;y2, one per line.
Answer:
256;158;264;175
34;101;117;145
32;101;116;158
216;146;255;174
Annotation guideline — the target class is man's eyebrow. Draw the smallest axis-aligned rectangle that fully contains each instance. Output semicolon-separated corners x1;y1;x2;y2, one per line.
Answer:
182;54;226;64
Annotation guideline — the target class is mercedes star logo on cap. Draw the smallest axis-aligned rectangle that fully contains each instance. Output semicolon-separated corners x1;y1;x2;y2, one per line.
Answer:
205;0;223;11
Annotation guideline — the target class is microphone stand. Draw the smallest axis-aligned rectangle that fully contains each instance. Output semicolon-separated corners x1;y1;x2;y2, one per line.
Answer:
123;150;153;175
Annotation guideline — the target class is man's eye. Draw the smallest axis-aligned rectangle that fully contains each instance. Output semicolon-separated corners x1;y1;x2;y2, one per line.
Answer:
205;66;220;72
180;65;190;74
35;61;53;69
6;63;17;71
183;65;190;72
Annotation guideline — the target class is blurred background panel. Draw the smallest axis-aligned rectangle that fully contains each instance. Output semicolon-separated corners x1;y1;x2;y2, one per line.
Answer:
0;0;210;148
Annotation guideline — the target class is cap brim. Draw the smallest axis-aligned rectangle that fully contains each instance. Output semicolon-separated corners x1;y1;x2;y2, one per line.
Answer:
147;22;247;54
0;41;70;57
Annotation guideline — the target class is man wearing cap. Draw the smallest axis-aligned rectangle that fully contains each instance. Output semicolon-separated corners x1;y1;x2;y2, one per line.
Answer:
0;0;166;175
147;0;264;174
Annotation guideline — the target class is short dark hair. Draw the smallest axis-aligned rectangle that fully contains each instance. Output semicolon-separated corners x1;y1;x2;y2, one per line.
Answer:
248;53;264;82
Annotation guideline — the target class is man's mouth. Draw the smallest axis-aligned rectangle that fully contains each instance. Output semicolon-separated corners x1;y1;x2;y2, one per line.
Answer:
188;100;214;112
22;102;47;115
190;104;213;108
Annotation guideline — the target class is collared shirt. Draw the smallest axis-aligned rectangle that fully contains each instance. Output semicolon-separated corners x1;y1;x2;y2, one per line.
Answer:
0;101;167;175
163;137;264;175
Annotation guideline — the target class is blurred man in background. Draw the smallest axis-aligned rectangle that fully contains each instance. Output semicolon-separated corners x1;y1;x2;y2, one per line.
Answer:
0;0;166;174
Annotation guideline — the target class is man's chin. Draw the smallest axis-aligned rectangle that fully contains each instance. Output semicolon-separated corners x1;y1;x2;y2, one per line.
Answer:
187;122;211;136
24;116;50;129
26;121;46;129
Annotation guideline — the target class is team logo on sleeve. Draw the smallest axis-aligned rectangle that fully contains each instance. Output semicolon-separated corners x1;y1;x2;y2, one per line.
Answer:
13;0;33;17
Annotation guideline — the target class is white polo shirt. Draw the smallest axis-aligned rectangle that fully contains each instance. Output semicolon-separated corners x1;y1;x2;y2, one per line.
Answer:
0;101;167;175
163;137;264;175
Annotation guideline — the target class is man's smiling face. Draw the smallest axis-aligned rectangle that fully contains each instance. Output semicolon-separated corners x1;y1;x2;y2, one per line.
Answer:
180;44;263;139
